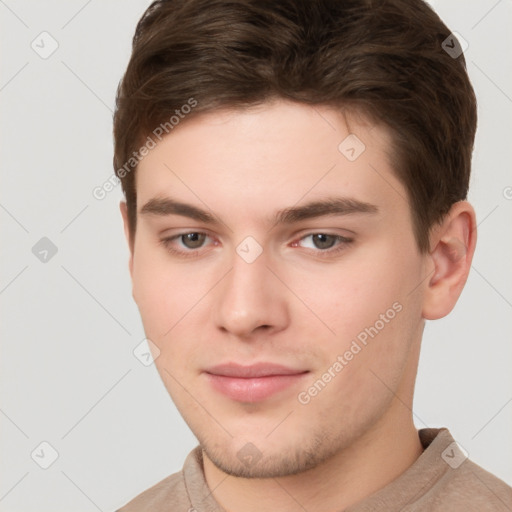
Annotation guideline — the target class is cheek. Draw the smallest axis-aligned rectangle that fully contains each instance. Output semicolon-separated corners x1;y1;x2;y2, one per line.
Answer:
132;273;181;359
132;241;202;333
290;237;422;379
296;303;417;429
132;256;170;336
131;245;214;376
292;247;414;338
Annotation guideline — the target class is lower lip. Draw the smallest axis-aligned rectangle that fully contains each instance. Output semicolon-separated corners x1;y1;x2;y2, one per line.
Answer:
205;373;308;403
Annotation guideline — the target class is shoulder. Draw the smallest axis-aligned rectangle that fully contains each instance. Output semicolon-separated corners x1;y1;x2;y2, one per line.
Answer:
115;468;188;511
115;446;207;511
422;458;512;511
415;429;512;510
352;429;512;512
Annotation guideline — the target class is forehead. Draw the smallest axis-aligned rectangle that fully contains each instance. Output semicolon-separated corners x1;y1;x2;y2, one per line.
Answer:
135;100;406;224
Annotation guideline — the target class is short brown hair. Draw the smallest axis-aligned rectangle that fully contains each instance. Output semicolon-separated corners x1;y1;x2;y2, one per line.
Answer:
113;0;477;253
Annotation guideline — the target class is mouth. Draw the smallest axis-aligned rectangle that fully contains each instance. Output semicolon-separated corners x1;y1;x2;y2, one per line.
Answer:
204;362;310;403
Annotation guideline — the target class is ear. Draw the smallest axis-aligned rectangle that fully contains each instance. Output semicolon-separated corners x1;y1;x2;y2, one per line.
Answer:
119;201;134;279
422;201;477;320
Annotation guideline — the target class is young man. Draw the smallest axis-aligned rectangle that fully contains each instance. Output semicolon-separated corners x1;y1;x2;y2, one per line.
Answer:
113;0;512;510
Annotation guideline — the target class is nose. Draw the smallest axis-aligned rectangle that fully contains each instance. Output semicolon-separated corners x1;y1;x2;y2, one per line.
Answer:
212;246;290;339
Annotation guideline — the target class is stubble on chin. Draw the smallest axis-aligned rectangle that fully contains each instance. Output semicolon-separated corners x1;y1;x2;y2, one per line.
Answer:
201;428;351;479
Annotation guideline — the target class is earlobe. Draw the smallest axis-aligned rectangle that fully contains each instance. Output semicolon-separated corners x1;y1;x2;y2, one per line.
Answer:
119;201;134;279
422;201;477;320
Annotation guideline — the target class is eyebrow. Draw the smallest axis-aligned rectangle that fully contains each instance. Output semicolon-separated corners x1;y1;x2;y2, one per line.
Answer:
273;197;379;224
139;196;379;225
140;197;216;223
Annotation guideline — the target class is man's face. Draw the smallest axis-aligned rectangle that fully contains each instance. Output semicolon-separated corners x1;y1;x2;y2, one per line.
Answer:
126;101;429;477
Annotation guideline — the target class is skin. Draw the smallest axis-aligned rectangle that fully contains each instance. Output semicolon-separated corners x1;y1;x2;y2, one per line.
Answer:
120;100;476;511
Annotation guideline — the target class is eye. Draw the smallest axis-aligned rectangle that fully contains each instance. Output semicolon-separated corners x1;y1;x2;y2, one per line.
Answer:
302;233;338;250
160;232;214;256
179;232;207;249
294;233;353;255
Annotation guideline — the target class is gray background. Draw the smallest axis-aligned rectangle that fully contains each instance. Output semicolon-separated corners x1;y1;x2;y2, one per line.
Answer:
1;1;511;510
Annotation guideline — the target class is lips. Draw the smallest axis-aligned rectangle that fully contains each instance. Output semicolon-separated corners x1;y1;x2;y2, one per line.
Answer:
204;362;309;402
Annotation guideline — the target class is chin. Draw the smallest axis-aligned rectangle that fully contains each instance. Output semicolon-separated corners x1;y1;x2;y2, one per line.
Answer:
200;429;340;479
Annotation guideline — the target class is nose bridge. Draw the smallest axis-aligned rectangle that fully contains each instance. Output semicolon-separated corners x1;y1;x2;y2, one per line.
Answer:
212;241;288;337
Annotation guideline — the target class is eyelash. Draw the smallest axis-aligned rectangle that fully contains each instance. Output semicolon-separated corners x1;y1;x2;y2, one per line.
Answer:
160;232;354;259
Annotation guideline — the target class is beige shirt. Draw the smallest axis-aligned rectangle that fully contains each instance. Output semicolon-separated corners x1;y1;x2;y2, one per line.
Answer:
117;428;512;511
